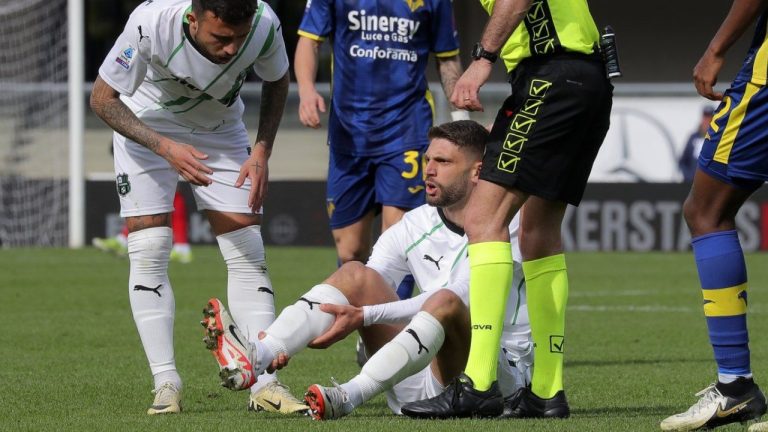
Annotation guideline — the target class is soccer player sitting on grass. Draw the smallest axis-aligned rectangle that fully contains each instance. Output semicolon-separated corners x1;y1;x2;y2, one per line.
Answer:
202;120;533;419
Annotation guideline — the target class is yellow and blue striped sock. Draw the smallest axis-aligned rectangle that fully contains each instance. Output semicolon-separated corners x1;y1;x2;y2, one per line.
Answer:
693;230;750;379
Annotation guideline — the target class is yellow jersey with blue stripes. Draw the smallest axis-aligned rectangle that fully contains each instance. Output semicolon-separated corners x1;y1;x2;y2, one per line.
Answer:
478;0;600;73
298;0;459;156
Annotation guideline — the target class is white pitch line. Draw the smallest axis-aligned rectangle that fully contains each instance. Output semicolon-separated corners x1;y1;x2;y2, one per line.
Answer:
570;290;658;298
569;304;768;314
569;305;695;313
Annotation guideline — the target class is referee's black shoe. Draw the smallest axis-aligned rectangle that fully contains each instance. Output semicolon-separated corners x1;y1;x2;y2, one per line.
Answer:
504;387;570;419
499;387;525;418
400;373;503;419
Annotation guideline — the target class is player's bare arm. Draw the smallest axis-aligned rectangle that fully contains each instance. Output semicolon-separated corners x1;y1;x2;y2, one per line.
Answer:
452;0;532;112
694;0;767;100
236;71;289;212
295;36;326;129
90;76;213;186
436;55;463;110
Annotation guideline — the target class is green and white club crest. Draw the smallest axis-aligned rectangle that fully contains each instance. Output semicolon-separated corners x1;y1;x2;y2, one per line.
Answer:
116;173;131;196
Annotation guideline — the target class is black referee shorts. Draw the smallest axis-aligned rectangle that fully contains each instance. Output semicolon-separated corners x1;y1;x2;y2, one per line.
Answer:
480;52;613;205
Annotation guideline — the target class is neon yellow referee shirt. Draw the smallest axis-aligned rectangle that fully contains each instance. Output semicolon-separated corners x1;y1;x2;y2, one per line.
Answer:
479;0;600;72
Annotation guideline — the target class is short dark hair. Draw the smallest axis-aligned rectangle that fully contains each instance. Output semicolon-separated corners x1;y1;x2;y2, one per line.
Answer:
427;120;487;160
192;0;258;25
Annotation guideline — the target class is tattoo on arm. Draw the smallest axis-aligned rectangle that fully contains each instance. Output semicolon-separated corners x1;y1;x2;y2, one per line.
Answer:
254;72;290;156
437;56;463;101
90;77;168;157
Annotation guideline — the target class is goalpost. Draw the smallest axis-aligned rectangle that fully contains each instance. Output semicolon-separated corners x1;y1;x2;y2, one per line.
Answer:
69;0;85;248
0;0;84;247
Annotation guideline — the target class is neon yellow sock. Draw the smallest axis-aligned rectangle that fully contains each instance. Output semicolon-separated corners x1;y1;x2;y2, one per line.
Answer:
464;242;512;391
523;254;568;399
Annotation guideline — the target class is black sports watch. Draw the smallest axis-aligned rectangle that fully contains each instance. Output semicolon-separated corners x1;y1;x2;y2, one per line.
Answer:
471;42;498;63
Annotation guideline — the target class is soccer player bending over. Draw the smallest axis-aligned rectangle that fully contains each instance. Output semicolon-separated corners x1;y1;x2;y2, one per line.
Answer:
91;0;306;415
202;120;533;419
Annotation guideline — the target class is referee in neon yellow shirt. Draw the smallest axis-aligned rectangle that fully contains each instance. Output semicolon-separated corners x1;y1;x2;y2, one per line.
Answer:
401;0;613;419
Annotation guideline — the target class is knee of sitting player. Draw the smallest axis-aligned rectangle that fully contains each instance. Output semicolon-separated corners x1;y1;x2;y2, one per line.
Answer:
325;262;367;298
422;289;465;324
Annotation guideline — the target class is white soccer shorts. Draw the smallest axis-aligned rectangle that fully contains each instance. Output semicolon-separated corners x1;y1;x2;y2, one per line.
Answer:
112;125;257;217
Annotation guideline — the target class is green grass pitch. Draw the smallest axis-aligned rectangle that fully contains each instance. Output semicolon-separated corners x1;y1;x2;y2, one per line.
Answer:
2;247;768;431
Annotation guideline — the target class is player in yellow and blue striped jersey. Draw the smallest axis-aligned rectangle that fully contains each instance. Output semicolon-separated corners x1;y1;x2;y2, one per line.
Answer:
662;1;768;431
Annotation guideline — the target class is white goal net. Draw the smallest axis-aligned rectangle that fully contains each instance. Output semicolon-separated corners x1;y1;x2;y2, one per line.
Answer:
0;0;70;247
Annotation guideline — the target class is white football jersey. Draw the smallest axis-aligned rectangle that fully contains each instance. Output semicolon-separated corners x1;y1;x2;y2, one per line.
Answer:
367;204;521;297
98;0;289;132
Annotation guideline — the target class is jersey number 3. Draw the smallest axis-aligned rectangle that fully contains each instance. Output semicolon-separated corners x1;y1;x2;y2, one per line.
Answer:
401;150;422;179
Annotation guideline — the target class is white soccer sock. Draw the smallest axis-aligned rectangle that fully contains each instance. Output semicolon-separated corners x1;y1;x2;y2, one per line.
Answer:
154;370;182;390
349;311;445;407
719;373;753;384
339;380;365;408
217;226;277;392
498;328;534;396
127;227;179;386
217;226;275;339
260;284;350;361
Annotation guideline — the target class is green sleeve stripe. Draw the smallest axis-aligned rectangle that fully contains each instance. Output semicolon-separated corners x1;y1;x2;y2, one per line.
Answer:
202;2;264;92
258;24;276;57
404;223;445;255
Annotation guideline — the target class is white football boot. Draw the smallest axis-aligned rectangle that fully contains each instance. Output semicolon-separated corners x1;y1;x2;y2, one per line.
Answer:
147;382;181;415
660;381;766;431
248;381;309;414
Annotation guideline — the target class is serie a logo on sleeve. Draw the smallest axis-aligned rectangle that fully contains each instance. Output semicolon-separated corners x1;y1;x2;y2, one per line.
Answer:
116;46;135;70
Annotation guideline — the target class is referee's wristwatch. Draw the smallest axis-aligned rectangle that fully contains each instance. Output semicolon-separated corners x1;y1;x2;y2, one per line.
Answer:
471;42;498;63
